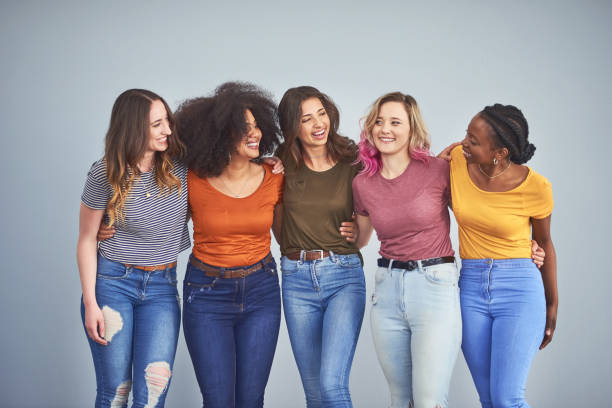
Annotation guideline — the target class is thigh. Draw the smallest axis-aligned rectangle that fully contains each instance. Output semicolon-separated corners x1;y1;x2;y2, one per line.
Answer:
83;258;136;406
489;268;546;407
281;257;325;400
410;263;462;407
370;267;413;407
235;271;281;407
460;271;493;407
183;265;239;408
131;269;181;408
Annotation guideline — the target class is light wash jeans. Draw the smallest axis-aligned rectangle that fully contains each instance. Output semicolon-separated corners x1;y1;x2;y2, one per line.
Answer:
460;259;546;408
81;254;180;408
370;261;461;408
281;252;366;408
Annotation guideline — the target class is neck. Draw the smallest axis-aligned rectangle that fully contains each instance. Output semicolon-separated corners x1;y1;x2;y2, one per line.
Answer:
221;155;252;180
138;152;155;172
302;145;331;170
380;150;411;179
479;159;511;178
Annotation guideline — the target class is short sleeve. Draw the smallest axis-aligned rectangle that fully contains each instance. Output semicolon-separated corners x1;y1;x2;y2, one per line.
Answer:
275;172;284;204
352;175;369;216
528;173;553;219
81;159;111;210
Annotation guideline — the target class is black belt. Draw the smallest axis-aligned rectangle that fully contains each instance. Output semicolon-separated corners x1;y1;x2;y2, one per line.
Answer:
377;256;455;271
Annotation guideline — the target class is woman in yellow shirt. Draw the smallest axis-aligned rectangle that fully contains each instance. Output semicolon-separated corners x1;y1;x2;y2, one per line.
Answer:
449;104;557;408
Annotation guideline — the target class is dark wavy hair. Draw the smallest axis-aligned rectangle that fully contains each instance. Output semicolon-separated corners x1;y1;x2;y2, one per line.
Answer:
175;82;282;177
479;104;535;164
105;89;184;226
277;86;358;166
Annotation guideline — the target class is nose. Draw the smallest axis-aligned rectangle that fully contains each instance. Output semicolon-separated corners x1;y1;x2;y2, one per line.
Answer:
163;119;172;135
381;121;391;134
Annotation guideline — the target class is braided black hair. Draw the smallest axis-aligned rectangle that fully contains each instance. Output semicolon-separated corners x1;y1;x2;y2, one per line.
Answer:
479;104;535;164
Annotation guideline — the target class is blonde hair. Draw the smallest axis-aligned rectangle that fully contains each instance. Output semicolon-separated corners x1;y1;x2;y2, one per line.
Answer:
358;92;431;176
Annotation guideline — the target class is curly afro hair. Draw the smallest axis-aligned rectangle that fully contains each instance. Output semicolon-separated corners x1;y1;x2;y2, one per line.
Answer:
175;82;282;177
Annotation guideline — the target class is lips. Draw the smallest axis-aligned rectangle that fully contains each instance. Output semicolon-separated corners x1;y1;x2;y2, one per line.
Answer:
377;136;395;143
462;147;471;158
246;141;259;149
312;129;326;139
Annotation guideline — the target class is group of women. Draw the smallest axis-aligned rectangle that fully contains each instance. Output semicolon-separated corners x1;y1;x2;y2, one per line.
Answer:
77;82;557;408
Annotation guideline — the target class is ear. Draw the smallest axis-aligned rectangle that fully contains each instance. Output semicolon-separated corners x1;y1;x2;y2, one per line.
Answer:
495;146;509;161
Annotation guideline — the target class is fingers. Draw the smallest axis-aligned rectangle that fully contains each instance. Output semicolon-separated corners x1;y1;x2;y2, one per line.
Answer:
262;156;285;174
530;239;545;268
539;314;556;350
339;222;356;242
87;320;107;346
437;142;461;161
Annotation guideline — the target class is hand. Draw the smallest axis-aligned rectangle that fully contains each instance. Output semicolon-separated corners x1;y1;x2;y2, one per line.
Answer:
97;220;115;242
84;303;107;346
437;142;462;161
340;215;358;243
262;156;284;174
540;303;557;349
531;239;545;268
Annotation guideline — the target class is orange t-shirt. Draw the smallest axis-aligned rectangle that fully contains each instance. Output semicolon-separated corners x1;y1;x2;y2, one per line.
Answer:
188;163;283;267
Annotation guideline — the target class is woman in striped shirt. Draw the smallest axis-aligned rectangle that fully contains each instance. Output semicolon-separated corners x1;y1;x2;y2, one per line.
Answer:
77;89;189;407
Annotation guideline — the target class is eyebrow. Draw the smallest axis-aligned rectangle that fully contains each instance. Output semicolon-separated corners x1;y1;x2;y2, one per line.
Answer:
302;108;325;118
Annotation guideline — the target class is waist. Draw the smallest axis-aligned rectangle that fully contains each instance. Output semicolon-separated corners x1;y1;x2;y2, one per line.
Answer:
188;253;273;279
378;256;455;271
460;258;536;269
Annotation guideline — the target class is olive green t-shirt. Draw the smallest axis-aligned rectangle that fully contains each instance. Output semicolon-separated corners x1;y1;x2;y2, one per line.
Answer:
279;152;360;256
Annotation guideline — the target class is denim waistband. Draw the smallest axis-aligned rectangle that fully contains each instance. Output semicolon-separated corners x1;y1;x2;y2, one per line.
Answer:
461;258;535;269
189;253;273;271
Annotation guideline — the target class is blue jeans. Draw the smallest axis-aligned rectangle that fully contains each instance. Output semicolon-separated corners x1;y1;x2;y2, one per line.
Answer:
81;254;180;408
281;252;366;408
182;254;281;408
460;259;546;408
370;261;462;408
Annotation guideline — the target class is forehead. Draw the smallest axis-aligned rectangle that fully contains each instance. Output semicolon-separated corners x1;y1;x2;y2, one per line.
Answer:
467;115;491;139
379;101;408;119
244;109;256;122
301;97;324;114
149;99;166;120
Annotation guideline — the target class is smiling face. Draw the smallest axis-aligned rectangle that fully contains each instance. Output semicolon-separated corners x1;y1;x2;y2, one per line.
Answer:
461;114;498;164
371;101;411;157
146;99;171;153
234;109;262;160
297;97;330;149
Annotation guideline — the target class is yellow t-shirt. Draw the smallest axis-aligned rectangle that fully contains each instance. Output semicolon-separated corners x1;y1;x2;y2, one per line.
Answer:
449;145;553;259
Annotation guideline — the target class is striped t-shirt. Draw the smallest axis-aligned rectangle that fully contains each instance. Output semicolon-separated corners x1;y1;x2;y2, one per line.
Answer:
81;158;191;266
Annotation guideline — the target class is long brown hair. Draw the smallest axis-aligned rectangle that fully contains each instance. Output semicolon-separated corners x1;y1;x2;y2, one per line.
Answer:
104;89;185;226
278;86;357;166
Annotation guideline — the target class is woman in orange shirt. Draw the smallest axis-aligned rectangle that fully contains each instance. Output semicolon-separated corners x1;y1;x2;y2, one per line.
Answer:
175;82;284;408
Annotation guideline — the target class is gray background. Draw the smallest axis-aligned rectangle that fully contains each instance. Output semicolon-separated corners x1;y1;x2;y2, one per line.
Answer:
1;1;610;407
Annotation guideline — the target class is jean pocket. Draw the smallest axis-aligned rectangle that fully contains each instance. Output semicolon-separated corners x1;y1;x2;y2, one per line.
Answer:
166;268;178;285
97;257;129;280
337;254;361;268
423;262;459;287
280;256;299;276
374;267;388;285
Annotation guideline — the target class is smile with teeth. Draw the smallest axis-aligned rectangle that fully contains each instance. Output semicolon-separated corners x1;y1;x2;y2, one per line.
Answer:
378;136;396;143
462;148;471;158
157;137;167;143
312;129;326;138
246;141;259;149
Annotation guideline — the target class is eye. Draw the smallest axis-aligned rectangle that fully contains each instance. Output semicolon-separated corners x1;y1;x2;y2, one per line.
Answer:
374;119;382;126
391;120;400;125
301;117;311;123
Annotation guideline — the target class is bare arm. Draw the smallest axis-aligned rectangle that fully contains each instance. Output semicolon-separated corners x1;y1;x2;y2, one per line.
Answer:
531;215;558;350
77;203;107;345
355;214;374;249
272;203;283;245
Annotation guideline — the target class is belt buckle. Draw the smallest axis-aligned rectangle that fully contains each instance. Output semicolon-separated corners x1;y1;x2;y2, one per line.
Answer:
314;250;324;260
408;260;417;270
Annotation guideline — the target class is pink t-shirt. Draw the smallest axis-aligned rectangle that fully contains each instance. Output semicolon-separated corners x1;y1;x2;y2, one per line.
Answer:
352;158;454;261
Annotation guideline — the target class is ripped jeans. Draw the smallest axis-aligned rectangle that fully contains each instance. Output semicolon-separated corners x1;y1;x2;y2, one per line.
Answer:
81;254;181;408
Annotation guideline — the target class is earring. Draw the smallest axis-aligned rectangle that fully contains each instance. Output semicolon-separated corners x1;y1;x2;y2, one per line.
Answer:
493;158;498;165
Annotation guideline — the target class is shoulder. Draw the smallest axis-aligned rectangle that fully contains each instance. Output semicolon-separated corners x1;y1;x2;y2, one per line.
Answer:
172;159;188;176
263;163;284;184
352;171;371;190
86;158;107;180
525;168;552;194
450;145;464;160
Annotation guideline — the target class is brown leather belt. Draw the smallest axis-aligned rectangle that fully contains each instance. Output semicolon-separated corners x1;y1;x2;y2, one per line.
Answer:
124;261;177;271
285;250;330;261
189;253;273;279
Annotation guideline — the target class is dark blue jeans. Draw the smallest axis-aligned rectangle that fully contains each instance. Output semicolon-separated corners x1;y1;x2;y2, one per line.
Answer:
81;254;180;408
182;254;281;408
281;252;366;408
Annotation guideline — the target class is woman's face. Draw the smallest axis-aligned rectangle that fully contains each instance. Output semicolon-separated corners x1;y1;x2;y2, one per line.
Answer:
461;115;496;164
146;99;171;153
297;97;330;149
234;109;262;160
371;101;411;158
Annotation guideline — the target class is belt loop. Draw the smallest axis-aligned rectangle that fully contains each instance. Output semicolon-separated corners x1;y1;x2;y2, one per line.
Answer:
417;260;423;273
388;259;394;273
329;250;336;263
299;250;305;264
219;268;225;278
